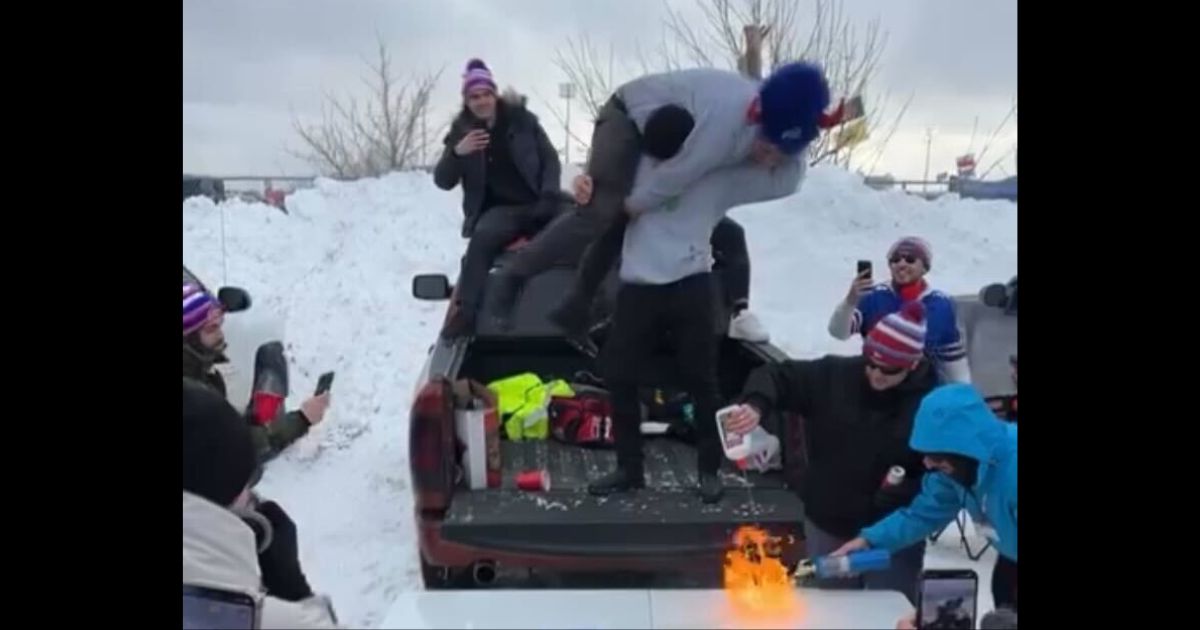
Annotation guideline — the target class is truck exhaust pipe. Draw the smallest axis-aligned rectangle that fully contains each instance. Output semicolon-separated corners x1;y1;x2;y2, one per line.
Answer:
471;560;497;586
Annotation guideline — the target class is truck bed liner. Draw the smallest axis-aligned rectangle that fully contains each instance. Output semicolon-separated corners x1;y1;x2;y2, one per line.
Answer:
441;439;804;558
495;437;786;491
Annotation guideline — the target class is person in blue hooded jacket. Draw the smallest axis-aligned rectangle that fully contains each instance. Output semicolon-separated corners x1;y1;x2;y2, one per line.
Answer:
833;383;1018;611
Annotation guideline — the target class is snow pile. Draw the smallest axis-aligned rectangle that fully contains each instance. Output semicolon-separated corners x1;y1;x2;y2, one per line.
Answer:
183;165;1015;626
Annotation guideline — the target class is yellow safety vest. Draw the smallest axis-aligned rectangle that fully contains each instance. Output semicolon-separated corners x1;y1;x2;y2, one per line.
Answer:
487;373;574;440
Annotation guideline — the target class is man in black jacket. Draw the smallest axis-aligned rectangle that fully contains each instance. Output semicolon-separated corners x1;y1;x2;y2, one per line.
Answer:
433;58;565;338
722;301;937;604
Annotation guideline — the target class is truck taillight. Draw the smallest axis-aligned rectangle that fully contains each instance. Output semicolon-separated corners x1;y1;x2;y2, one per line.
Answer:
410;378;454;512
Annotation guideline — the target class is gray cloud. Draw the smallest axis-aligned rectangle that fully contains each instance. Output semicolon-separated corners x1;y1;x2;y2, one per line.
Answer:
184;0;1016;179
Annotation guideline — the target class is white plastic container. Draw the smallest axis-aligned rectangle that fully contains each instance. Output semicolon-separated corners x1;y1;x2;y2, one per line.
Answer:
715;405;780;470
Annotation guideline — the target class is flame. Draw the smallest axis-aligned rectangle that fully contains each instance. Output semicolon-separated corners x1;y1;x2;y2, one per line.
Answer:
722;526;800;621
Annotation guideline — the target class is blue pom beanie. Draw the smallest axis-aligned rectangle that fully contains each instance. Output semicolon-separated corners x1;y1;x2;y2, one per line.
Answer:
758;62;831;155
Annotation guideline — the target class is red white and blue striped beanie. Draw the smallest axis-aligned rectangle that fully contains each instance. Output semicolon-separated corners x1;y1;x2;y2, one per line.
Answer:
864;301;927;369
183;283;218;336
887;237;932;270
462;58;497;96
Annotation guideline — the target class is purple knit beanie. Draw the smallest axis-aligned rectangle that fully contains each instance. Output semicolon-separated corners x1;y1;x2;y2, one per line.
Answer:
462;58;497;96
183;283;218;336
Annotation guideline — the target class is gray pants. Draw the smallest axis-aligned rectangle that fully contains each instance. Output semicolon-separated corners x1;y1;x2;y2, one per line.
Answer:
503;96;642;281
804;518;925;605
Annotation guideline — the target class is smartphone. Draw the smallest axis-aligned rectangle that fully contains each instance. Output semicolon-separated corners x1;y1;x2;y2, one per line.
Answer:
183;585;258;630
857;259;872;280
315;371;335;396
917;569;978;630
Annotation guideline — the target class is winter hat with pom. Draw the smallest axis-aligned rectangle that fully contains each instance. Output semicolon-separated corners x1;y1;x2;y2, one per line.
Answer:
462;58;497;96
888;236;933;270
864;301;928;370
757;62;831;155
183;283;218;336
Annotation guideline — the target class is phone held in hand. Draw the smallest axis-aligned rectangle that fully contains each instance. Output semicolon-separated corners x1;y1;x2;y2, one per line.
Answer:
857;259;872;280
917;568;978;629
183;585;258;630
315;371;335;396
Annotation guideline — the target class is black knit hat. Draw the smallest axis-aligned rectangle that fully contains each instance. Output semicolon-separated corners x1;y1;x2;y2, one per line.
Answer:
643;104;695;161
183;379;258;506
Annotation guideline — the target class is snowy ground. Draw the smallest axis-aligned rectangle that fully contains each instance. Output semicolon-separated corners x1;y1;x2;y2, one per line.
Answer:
183;165;1015;627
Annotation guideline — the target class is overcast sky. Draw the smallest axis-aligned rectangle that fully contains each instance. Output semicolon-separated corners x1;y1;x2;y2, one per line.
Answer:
183;0;1016;180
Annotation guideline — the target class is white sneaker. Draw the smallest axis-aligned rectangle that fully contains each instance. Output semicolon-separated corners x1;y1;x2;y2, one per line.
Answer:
729;310;770;343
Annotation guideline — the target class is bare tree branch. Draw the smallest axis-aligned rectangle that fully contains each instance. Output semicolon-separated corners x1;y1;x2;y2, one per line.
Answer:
550;0;907;171
291;34;443;178
531;86;594;161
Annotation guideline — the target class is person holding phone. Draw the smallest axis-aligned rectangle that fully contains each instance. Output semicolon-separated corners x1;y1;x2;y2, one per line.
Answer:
183;380;339;629
183;283;330;463
833;383;1018;612
433;58;567;339
828;237;971;384
720;302;939;603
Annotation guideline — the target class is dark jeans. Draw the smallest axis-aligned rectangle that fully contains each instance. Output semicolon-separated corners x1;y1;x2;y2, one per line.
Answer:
504;96;642;280
803;518;926;606
457;203;554;315
710;218;750;308
992;554;1017;611
602;273;722;475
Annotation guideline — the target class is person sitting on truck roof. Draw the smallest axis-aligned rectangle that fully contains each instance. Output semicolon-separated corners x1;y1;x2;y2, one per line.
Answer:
832;383;1018;612
483;62;832;335
721;302;939;604
583;104;810;505
828;237;971;384
183;380;339;629
183;282;329;463
433;58;567;339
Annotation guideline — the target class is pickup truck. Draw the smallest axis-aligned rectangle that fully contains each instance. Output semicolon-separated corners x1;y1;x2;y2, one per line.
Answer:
408;246;810;589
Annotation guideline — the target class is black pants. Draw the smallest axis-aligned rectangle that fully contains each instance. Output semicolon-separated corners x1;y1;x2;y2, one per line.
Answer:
457;203;554;314
992;554;1017;611
504;96;642;280
710;218;751;308
602;273;723;475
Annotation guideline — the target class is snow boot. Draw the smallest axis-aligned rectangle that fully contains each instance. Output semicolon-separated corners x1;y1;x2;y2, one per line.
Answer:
486;272;524;331
549;291;599;356
729;310;770;343
587;467;645;496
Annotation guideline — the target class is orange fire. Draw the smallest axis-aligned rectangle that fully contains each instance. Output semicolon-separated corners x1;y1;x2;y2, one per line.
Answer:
722;526;800;620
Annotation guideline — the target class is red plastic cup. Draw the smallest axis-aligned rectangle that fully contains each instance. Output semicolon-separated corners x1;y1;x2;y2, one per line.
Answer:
516;469;552;491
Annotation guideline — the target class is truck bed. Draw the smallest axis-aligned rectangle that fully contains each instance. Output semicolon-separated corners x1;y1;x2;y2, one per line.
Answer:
442;438;804;558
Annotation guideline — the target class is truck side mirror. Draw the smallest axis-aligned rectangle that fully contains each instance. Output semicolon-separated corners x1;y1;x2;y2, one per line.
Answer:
413;274;452;301
218;287;252;313
979;283;1008;309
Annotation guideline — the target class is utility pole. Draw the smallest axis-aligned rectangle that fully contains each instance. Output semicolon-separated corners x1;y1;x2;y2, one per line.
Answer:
923;127;934;195
559;82;576;164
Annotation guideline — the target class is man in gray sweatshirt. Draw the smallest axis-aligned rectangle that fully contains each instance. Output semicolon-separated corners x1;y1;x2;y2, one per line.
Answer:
580;117;807;503
485;63;831;332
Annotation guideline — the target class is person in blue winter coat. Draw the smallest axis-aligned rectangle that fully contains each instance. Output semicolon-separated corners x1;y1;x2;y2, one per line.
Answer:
833;383;1018;611
829;237;970;383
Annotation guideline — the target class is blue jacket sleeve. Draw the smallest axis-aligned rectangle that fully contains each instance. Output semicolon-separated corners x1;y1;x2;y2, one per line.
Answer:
854;290;881;336
924;295;966;363
860;471;962;551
